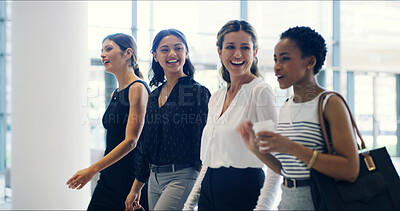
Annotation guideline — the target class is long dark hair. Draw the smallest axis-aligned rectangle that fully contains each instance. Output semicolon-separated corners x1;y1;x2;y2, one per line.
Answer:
149;29;195;87
102;33;143;79
216;20;261;84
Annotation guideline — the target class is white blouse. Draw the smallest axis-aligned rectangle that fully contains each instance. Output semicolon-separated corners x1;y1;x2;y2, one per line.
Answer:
200;77;279;168
185;77;281;210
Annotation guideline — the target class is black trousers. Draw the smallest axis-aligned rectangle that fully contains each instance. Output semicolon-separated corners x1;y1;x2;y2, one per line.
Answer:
198;167;265;210
88;180;148;211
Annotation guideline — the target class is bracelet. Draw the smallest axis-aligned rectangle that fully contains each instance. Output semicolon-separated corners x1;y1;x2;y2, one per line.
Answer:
307;150;319;169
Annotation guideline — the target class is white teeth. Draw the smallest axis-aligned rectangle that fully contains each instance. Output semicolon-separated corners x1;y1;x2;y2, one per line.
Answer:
231;60;244;65
167;60;178;63
103;61;110;64
277;75;283;79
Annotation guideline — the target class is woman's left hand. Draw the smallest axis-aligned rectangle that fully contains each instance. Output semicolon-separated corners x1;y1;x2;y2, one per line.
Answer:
237;120;259;153
66;167;96;190
255;131;298;154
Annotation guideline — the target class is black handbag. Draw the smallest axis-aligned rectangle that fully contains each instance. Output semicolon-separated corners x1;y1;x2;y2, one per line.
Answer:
310;91;400;210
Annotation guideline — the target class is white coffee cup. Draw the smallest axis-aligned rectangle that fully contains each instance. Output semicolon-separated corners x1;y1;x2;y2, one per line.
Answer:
253;120;275;150
253;119;275;134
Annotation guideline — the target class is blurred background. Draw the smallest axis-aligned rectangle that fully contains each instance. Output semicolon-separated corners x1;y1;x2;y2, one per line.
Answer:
1;0;400;209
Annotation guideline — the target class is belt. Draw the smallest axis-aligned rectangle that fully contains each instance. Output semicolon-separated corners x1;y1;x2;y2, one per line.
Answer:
150;164;192;173
283;178;310;188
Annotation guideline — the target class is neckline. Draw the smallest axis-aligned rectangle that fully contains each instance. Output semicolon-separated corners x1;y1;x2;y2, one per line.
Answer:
218;77;260;120
156;76;190;108
227;77;261;91
291;91;325;105
116;80;141;93
158;83;170;108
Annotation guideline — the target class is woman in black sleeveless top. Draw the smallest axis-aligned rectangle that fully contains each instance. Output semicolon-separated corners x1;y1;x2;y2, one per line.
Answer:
67;33;150;211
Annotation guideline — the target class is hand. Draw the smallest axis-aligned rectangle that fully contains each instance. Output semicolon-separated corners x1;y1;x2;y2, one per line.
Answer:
237;120;258;153
255;131;298;154
125;191;141;211
66;167;96;190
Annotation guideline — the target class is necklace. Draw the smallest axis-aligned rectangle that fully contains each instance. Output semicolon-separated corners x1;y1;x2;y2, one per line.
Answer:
158;83;169;107
164;83;169;99
290;98;306;126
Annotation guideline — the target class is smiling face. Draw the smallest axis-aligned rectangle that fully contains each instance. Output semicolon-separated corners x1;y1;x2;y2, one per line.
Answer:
153;35;188;75
274;38;313;89
101;39;130;73
218;30;257;79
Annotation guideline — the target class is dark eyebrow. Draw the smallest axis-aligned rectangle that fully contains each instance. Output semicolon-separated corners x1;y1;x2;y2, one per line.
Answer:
159;45;169;48
224;42;251;46
174;43;184;46
280;52;289;56
101;45;111;52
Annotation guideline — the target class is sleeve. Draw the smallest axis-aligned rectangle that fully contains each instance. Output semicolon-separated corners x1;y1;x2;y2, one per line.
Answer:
255;168;282;210
253;82;282;210
254;83;279;126
134;120;150;183
192;86;211;169
183;166;208;210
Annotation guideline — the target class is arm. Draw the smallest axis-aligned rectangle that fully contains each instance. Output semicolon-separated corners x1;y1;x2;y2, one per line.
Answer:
255;168;282;210
237;84;282;174
125;179;146;211
251;84;282;209
238;120;282;174
193;87;211;169
67;83;149;190
126;133;151;211
183;166;208;210
254;83;279;124
256;95;359;182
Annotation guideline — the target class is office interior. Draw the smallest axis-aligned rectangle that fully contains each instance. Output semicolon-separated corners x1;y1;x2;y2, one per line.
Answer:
0;1;400;209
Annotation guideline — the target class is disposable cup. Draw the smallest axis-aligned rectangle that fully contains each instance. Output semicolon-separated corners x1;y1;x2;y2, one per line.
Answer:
253;119;275;134
253;120;275;150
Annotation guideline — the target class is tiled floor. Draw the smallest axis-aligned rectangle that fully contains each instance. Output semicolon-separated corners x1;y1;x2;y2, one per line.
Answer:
0;158;398;210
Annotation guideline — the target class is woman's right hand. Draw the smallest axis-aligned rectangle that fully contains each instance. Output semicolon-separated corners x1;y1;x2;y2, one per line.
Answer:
237;120;258;153
125;191;141;211
66;167;96;190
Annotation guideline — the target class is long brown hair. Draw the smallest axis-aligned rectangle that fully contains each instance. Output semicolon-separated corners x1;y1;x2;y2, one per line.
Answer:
216;20;261;84
103;33;143;79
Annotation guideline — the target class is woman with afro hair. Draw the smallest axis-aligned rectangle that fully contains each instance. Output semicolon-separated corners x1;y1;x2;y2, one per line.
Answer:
238;26;359;210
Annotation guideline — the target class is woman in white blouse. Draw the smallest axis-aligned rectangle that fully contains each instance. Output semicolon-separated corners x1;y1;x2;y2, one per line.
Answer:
184;20;281;210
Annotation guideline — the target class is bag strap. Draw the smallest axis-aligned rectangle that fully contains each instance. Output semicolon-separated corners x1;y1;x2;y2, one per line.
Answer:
317;91;367;154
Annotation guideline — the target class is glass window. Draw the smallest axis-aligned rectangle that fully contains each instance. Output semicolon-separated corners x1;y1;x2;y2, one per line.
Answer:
84;1;400;156
375;75;397;156
88;2;133;149
341;1;400;73
354;74;374;149
354;73;397;156
136;1;241;93
248;1;333;74
3;1;12;169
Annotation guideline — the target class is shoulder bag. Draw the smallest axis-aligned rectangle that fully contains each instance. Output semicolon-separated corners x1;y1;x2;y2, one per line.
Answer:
310;91;400;210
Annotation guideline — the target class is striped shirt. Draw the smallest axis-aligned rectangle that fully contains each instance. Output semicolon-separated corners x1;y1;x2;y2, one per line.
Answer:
275;92;333;179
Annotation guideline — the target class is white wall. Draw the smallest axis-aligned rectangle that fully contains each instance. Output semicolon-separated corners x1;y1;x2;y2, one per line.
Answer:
11;2;91;209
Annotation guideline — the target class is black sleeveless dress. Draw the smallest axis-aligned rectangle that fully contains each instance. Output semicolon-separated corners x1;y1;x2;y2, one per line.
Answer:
88;80;150;211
